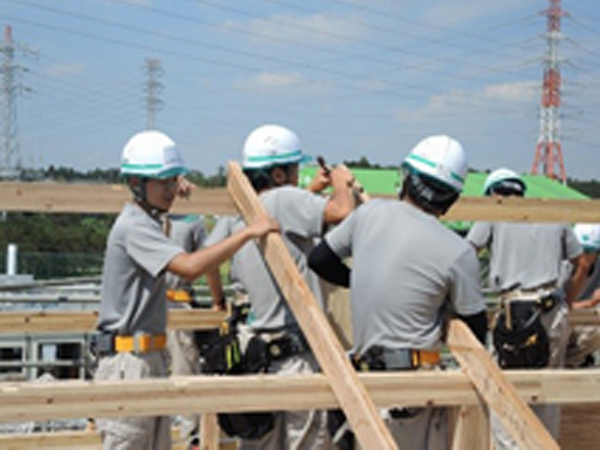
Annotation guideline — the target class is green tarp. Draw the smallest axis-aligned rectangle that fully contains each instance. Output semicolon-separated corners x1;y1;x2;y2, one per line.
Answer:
300;166;587;200
299;166;587;232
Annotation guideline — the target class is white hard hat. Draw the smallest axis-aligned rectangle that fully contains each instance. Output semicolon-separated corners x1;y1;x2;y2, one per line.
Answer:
403;135;467;192
573;223;600;252
483;168;526;196
120;130;187;179
242;124;312;170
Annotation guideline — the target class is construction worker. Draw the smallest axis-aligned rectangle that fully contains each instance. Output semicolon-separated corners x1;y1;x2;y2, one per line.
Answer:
466;167;589;446
215;124;356;449
93;130;278;450
309;135;487;449
563;223;600;368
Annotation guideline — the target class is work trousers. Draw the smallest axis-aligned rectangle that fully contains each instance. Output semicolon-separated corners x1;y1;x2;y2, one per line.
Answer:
94;351;171;450
565;325;600;368
167;328;201;444
239;351;333;450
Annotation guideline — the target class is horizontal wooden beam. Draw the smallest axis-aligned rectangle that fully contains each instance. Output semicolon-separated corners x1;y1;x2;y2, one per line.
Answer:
0;309;226;334
0;430;103;449
0;370;598;423
569;308;600;326
0;428;237;450
0;182;235;215
2;181;600;222
441;195;600;223
0;307;593;335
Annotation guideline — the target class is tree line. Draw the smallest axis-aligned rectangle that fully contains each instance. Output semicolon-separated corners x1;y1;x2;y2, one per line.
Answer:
1;163;598;279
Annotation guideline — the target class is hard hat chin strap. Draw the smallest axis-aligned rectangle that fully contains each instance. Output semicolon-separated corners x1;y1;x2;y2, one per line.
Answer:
401;170;458;216
244;164;295;192
128;177;168;216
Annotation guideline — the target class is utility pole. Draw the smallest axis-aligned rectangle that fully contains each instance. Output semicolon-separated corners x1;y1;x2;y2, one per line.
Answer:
144;58;163;130
531;0;567;183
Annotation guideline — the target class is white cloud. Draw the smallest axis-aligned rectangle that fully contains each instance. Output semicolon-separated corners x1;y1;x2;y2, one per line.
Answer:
396;81;537;121
226;13;368;47
481;81;537;102
235;71;305;90
234;71;333;96
44;63;87;78
421;0;526;28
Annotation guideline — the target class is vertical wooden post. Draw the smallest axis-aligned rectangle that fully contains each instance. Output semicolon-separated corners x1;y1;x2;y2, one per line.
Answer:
227;161;397;449
200;413;220;450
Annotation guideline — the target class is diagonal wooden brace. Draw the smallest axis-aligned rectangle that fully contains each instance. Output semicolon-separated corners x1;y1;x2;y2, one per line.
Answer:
448;319;559;450
227;161;397;449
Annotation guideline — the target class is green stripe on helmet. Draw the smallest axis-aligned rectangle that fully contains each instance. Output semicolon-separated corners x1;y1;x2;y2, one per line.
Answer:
246;149;304;164
406;153;464;184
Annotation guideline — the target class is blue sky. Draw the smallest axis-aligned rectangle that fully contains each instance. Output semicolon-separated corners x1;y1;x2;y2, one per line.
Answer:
2;0;600;179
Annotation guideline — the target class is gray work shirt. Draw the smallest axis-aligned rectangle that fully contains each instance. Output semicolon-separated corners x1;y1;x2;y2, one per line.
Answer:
467;222;582;292
231;186;328;330
97;202;183;335
165;214;207;293
325;199;484;354
204;214;245;292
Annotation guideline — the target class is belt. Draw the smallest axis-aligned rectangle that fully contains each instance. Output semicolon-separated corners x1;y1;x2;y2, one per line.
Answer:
500;289;560;315
115;334;167;353
94;333;167;355
354;346;441;371
166;289;192;303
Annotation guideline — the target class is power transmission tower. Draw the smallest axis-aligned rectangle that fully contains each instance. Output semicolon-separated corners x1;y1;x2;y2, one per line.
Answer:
144;58;163;129
0;25;32;179
531;0;567;183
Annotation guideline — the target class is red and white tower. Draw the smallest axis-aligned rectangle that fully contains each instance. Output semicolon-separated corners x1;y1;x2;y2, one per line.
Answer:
531;0;566;183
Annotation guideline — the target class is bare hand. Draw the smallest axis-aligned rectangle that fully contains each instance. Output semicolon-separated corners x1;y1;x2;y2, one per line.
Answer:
247;215;279;238
331;165;356;189
307;166;331;193
591;288;600;307
177;177;194;199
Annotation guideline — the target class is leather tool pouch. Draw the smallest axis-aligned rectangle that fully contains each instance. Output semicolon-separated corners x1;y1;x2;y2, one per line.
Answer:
493;301;550;369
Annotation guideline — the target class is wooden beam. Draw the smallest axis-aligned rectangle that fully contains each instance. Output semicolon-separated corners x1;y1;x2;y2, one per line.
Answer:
226;161;397;449
0;370;599;423
0;427;208;450
0;430;102;449
0;306;593;335
449;403;490;450
0;182;235;215
0;309;226;333
200;413;219;450
2;181;600;222
442;196;600;223
568;308;600;326
447;319;559;450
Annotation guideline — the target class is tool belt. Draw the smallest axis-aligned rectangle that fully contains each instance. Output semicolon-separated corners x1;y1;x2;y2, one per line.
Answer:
93;332;167;356
352;345;440;371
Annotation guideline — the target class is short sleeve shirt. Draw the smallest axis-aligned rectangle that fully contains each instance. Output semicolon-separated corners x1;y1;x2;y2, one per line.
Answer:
233;186;328;330
204;215;246;292
165;214;207;292
325;199;483;354
98;203;183;335
467;222;582;291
